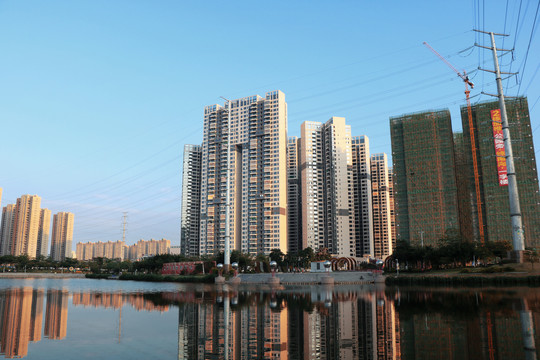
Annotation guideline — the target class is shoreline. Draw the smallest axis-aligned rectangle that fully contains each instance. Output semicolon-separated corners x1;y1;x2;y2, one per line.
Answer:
0;273;86;279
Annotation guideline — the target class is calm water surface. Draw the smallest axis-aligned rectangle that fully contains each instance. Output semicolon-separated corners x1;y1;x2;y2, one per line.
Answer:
0;278;539;359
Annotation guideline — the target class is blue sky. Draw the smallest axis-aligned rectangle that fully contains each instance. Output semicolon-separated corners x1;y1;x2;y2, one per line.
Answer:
0;1;538;248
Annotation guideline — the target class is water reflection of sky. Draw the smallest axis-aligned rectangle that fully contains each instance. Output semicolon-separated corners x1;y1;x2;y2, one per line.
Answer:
0;279;539;359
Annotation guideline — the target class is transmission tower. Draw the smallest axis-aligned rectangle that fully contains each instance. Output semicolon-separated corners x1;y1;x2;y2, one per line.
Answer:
122;212;128;243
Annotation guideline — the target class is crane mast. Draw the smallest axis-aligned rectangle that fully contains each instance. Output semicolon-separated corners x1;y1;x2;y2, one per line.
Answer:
423;42;485;244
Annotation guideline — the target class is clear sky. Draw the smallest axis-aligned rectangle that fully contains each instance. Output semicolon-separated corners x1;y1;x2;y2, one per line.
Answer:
0;0;538;248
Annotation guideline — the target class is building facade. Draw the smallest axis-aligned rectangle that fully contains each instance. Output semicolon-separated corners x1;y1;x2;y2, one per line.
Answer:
370;153;393;259
459;97;540;247
37;208;51;258
199;91;288;256
180;144;202;256
0;204;16;256
287;136;302;254
351;135;374;258
390;110;460;246
10;195;42;258
50;212;74;261
300;117;355;257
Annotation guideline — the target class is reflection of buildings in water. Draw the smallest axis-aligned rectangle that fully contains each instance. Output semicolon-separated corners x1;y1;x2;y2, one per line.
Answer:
71;292;169;312
397;292;540;360
0;288;44;358
177;293;289;360
176;289;401;360
44;289;68;340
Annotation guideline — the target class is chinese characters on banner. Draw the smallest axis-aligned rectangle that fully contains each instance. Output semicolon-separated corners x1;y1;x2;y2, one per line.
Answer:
491;109;508;186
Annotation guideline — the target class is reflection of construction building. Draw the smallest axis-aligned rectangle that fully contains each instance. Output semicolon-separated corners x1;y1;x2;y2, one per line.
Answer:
371;153;393;259
390;110;460;246
44;289;68;340
352;135;374;258
180;144;202;257
458;98;540;246
287;137;302;254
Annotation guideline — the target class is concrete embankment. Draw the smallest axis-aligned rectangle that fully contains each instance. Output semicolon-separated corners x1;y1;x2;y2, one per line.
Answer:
0;273;85;279
237;271;384;285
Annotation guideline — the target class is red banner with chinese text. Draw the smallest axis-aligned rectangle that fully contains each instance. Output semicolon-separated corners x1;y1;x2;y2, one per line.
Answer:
491;109;508;186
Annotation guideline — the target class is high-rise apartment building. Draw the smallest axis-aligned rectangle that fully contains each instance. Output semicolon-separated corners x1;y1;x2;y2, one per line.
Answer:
0;204;16;256
180;144;202;256
11;195;42;258
459;97;540;246
300;117;355;257
37;208;51;258
351;135;373;258
300;121;325;252
388;168;397;249
199;91;288;256
390;110;460;246
50;212;74;261
287;136;302;254
371;153;393;259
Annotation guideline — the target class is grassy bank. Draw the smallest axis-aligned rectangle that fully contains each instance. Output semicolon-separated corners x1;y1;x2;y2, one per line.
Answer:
86;273;217;283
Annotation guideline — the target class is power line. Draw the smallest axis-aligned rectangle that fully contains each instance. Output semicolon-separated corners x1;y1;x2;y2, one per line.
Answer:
517;0;540;95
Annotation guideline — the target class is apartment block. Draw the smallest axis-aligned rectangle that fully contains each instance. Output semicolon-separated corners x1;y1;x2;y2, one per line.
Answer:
287;136;302;254
199;91;288;256
388;168;397;249
371;153;393;259
126;238;170;260
50;212;74;261
459;97;540;247
75;241;95;261
37;208;51;258
390;110;460;246
300;121;325;252
11;195;42;258
0;204;16;256
351;135;373;258
300;117;355;257
180;144;202;256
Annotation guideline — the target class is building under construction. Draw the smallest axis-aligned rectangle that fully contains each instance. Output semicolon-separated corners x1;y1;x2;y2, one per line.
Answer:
459;97;540;247
390;109;460;246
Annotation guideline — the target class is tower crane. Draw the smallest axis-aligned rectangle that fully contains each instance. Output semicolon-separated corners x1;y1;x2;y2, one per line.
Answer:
423;42;485;244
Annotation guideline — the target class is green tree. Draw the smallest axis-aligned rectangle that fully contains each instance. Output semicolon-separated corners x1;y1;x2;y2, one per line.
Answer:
297;247;314;269
525;248;539;270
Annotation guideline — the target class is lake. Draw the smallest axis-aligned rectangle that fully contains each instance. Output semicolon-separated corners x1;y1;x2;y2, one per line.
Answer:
0;278;538;359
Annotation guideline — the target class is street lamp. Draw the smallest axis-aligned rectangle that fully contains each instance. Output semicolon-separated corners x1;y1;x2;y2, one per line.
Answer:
270;261;277;277
217;263;223;277
324;260;331;273
220;96;232;271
